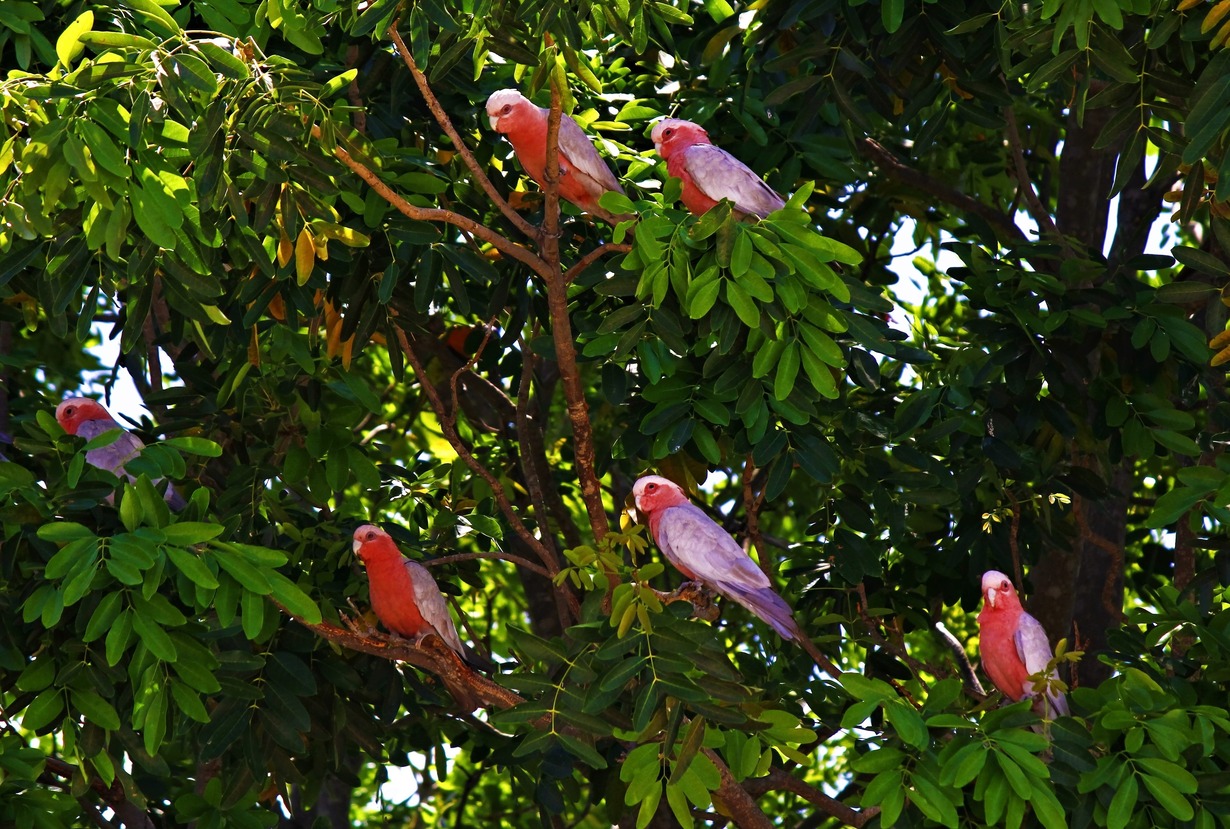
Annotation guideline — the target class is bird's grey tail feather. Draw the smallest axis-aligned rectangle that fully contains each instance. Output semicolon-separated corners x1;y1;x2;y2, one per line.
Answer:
722;583;802;642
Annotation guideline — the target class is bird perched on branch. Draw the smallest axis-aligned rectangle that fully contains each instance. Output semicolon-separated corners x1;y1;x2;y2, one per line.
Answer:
485;89;631;226
632;475;839;676
650;118;786;219
55;397;186;510
352;524;491;670
977;570;1069;719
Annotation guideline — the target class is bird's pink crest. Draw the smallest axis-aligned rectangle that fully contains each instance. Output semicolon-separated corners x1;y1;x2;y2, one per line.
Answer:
650;118;710;159
632;475;689;515
55;397;111;436
486;89;535;134
353;524;397;564
981;570;1020;610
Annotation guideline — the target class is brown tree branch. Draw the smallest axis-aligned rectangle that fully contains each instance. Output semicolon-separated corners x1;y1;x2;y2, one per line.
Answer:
934;621;986;697
421;551;551;578
563;242;632;284
705;749;774;829
284;606;518;711
742;455;771;579
312;125;552;280
857;138;1026;245
1002;106;1078;258
393;324;580;627
744;767;876;828
386;23;541;242
540;84;611;545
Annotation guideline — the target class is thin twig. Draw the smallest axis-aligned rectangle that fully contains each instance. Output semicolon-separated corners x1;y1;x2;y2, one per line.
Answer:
1002;106;1077;258
315;127;552;279
742;455;771;579
386;23;540;241
422;551;551;578
394;325;580;626
857;138;1026;245
563;242;632;284
744;767;876;828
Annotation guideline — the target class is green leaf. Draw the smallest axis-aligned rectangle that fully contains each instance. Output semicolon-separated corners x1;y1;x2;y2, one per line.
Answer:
165;546;220;589
1107;770;1138;829
321;68;358;98
56;10;93;68
37;522;95;542
71;688;121;731
22;688;65;732
131;611;178;662
78;30;158;51
266;570;322;625
724;280;760;327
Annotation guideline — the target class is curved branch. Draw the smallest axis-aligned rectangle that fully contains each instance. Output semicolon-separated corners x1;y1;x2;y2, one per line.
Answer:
1002;106;1078;258
422;551;551;578
563;242;632;284
935;622;986;696
393;324;580;626
386;23;541;242
857;138;1026;245
312;126;552;280
744;767;876;828
705;749;774;829
284;605;523;711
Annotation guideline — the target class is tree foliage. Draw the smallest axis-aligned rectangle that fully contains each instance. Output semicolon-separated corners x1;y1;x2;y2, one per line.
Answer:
2;0;1230;827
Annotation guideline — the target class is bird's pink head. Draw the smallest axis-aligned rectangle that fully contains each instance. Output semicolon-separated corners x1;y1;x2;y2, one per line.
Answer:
632;475;689;516
650;119;710;160
486;89;537;135
55;397;112;436
981;570;1022;611
353;524;399;565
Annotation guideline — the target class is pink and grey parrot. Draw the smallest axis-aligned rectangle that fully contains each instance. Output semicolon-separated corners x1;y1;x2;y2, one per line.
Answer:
977;570;1069;719
650;118;786;219
55;397;186;510
352;524;484;667
485;89;631;226
632;475;837;674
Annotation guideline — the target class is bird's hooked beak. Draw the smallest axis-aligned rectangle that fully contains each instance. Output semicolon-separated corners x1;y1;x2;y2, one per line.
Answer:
487;112;500;132
352;539;363;555
985;586;998;608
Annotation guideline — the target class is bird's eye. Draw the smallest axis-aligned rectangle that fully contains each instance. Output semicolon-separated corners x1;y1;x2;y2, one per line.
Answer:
663;128;674;138
502;105;512;114
646;483;657;491
65;406;76;416
1000;580;1010;590
367;531;376;540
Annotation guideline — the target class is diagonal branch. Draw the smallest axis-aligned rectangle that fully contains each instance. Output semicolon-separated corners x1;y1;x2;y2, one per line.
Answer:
744;767;876;828
1002;105;1078;258
421;551;552;578
394;324;580;627
387;23;541;241
563;242;632;284
315;126;551;279
857;138;1026;245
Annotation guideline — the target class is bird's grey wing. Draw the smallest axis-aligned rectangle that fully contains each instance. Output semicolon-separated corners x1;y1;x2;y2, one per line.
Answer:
656;504;770;591
683;144;785;217
1015;611;1068;716
77;420;142;478
558;117;625;195
405;560;467;657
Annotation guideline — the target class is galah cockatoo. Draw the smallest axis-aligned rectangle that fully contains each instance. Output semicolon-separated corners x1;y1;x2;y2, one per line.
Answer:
977;570;1069;719
485;89;631;226
650;118;786;219
632;475;839;675
55;397;186;510
352;524;478;666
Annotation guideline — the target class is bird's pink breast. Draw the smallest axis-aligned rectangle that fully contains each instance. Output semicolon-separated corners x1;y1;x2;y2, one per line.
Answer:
366;554;427;638
978;608;1029;701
